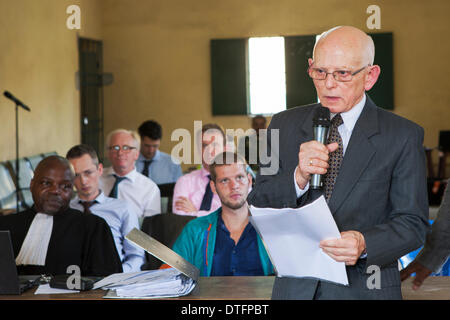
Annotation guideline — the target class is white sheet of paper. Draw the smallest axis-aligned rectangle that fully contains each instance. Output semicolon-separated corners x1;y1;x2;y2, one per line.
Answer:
249;195;349;285
34;284;79;294
93;271;145;290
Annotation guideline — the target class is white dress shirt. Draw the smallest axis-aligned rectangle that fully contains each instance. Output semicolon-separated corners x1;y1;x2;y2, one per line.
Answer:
70;191;146;273
136;150;183;185
99;167;161;222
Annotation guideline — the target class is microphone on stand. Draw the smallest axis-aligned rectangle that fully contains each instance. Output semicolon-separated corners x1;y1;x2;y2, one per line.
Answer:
3;91;31;112
310;106;331;190
3;90;32;212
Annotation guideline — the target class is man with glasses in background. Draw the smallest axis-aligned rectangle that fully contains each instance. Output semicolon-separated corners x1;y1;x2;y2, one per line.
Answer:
248;26;429;299
100;129;161;224
67;144;146;272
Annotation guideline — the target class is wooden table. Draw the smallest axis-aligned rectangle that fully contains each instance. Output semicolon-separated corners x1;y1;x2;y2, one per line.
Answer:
401;276;450;300
1;276;449;300
0;276;274;300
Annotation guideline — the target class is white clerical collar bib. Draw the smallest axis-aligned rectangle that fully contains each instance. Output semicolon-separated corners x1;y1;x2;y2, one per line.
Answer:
15;213;54;266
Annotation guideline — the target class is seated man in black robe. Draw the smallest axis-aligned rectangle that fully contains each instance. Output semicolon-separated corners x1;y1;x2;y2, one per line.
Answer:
0;156;122;276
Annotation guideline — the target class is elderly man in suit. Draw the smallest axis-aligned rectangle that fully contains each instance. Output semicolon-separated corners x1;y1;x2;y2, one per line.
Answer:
248;26;429;299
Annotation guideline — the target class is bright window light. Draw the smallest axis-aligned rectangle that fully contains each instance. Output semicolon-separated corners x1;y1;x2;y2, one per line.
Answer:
248;37;286;115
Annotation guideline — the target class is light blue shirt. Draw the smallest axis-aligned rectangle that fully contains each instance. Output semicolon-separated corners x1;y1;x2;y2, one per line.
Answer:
70;191;146;273
136;150;183;185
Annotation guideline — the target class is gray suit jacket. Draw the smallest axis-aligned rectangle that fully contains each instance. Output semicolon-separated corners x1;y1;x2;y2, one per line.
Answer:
416;179;450;272
248;96;429;299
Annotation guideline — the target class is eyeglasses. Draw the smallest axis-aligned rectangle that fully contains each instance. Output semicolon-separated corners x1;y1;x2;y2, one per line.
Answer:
308;65;370;82
108;145;137;153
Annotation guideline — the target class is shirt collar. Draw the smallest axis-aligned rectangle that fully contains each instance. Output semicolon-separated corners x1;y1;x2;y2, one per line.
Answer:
217;212;228;233
138;150;160;162
153;150;161;161
72;190;105;205
94;190;107;204
217;211;253;239
332;94;366;133
200;167;210;179
105;166;137;182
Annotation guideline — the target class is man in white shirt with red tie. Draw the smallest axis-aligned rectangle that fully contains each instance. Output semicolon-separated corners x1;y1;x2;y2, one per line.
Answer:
100;129;161;225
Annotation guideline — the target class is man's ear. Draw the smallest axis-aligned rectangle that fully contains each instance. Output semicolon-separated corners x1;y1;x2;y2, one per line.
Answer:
364;65;381;91
210;180;217;195
133;149;140;161
308;58;313;67
98;163;103;176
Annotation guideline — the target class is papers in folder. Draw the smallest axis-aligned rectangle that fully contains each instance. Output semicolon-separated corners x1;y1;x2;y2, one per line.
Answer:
249;196;349;285
94;268;196;299
95;228;198;299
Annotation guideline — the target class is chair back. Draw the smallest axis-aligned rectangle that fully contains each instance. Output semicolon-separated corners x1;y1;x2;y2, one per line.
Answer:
7;158;34;208
157;183;176;213
140;213;195;270
26;154;44;170
0;163;19;214
439;130;450;152
41;151;58;158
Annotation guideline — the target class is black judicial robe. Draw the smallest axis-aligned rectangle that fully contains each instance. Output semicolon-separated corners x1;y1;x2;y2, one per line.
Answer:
0;207;123;276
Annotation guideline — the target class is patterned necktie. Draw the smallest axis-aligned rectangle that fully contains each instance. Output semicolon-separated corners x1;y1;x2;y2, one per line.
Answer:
142;160;152;177
199;175;213;211
323;114;344;201
79;200;96;214
109;175;126;198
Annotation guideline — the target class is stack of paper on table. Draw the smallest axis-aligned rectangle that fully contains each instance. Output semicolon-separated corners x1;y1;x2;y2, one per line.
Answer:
94;268;196;298
95;228;199;299
249;196;349;285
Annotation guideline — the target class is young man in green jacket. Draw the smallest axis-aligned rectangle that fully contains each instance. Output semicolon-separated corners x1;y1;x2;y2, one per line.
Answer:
172;152;273;276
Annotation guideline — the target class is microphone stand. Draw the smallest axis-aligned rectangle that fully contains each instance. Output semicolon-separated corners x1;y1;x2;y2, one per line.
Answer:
15;103;20;212
4;91;31;212
11;101;30;212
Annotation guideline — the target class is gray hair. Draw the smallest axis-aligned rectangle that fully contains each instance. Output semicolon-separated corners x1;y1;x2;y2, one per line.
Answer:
105;128;141;152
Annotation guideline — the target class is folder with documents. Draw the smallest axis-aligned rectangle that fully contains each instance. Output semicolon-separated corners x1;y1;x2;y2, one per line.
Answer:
95;228;199;298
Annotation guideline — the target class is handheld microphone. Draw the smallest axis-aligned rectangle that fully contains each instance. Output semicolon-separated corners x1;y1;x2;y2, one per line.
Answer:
3;91;31;111
310;106;330;189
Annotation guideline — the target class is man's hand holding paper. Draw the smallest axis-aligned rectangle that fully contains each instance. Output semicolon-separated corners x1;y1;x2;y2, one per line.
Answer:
320;230;366;266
